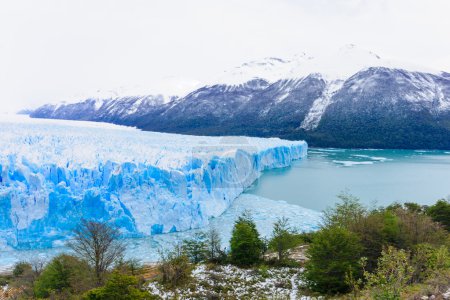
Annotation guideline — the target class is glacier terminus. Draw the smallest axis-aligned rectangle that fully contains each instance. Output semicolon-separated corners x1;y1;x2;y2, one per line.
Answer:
0;115;307;250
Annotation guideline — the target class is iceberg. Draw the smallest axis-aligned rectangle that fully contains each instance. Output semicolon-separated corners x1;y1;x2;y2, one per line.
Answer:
0;115;307;249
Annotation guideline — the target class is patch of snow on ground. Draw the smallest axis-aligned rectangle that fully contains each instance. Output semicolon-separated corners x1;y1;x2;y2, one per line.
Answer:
147;264;312;299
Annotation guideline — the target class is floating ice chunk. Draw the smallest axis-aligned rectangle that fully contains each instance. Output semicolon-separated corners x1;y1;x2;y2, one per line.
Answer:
332;160;374;167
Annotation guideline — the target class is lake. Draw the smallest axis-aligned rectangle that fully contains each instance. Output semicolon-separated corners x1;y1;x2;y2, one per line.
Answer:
246;148;450;211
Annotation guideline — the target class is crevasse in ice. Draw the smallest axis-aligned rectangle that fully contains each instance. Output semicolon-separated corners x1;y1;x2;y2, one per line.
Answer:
0;116;307;249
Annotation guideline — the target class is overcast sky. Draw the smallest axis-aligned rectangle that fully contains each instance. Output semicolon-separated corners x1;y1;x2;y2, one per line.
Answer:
0;0;449;113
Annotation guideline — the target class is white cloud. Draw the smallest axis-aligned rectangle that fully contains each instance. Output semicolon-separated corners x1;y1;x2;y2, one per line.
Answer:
0;0;449;113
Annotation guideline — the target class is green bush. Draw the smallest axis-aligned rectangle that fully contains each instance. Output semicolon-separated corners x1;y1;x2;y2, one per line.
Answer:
426;199;450;232
268;217;298;262
349;210;386;271
159;244;193;288
182;232;208;263
304;226;362;294
411;243;437;283
34;254;93;298
364;246;413;300
291;231;317;244
0;276;9;286
322;192;366;229
114;259;144;276
434;245;450;270
257;264;270;278
230;213;264;266
83;271;156;300
12;261;32;277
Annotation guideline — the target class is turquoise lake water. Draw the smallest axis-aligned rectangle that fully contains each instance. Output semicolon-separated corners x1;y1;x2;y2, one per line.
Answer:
246;148;450;211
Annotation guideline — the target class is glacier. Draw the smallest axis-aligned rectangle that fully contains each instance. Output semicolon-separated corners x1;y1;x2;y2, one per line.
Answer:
0;115;307;250
0;194;321;271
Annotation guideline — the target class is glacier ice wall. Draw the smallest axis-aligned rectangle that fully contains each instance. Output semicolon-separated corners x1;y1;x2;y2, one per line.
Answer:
0;116;307;249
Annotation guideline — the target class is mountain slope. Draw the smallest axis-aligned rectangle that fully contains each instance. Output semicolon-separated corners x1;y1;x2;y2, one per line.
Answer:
30;46;450;149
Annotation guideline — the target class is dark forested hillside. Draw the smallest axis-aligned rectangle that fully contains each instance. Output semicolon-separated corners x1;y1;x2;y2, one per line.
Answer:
30;68;450;149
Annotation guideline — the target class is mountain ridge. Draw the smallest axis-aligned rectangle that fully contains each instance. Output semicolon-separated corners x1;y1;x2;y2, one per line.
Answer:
29;46;450;149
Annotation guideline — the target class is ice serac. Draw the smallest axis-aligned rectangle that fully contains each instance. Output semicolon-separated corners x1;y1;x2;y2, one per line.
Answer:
0;116;307;250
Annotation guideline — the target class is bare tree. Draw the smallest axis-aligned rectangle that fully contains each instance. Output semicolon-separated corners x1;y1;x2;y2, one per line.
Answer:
206;226;224;262
67;219;126;284
30;257;46;276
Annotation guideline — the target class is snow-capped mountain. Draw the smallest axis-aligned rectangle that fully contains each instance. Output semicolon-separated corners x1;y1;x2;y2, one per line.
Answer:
30;45;450;149
32;94;176;125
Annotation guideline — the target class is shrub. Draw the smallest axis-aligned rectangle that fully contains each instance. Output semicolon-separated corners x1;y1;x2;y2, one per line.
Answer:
83;271;156;300
434;245;450;270
257;264;270;278
364;246;413;300
230;213;264;266
381;210;400;246
34;254;93;298
205;226;227;263
322;192;366;229
158;244;193;287
268;217;298;262
304;226;362;294
410;244;450;284
350;210;386;272
426;199;450;232
12;261;32;277
394;207;448;249
114;259;144;276
291;231;316;244
9;260;41;298
182;232;208;263
304;197;450;297
0;276;9;286
411;243;437;283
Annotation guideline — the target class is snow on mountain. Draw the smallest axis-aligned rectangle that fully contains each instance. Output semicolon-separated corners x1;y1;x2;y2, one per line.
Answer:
0;115;307;249
216;54;309;85
300;79;344;130
215;44;441;86
29;45;450;149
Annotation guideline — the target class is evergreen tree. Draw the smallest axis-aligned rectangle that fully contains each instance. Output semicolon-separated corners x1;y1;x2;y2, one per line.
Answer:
304;226;362;294
230;212;264;266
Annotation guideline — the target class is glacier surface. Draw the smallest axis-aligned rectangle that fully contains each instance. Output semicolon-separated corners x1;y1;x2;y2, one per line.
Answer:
0;116;307;250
